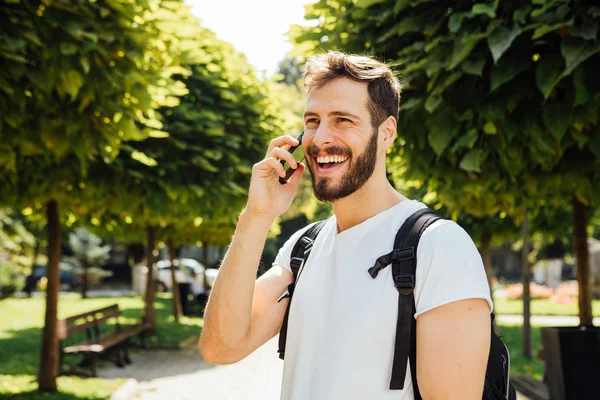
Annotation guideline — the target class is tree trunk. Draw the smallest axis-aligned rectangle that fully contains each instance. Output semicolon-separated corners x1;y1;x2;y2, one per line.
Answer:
521;207;532;360
168;238;182;321
480;228;495;306
81;262;88;299
38;199;60;392
573;195;593;326
143;226;157;334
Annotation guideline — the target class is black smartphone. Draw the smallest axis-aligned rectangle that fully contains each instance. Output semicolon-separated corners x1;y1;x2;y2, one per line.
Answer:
279;130;305;184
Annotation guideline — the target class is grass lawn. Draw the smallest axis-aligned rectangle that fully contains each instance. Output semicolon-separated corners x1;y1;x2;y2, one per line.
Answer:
494;297;600;316
0;293;203;399
497;323;545;380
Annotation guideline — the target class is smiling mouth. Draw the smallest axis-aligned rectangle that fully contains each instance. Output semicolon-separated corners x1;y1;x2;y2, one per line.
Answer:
314;155;349;172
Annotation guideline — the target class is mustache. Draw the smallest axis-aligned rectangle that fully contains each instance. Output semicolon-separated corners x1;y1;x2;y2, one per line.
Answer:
306;143;352;158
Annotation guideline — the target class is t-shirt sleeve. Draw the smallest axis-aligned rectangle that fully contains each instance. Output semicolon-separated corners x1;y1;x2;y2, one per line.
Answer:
414;220;493;318
272;224;314;275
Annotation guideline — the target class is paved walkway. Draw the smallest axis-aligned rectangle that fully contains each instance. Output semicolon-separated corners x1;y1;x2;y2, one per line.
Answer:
103;337;283;400
497;314;600;326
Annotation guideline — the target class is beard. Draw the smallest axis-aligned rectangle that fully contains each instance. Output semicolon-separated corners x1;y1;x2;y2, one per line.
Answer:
306;128;378;202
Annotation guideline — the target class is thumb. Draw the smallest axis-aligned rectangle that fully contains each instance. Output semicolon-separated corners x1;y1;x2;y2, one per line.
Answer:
286;162;305;188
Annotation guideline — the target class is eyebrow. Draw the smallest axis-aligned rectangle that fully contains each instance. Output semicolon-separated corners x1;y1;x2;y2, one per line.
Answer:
304;110;361;120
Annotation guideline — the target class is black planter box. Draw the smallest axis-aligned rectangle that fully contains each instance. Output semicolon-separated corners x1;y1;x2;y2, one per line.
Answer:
541;326;600;400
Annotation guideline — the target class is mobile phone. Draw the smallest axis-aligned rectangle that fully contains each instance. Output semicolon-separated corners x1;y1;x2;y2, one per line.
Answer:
279;130;305;184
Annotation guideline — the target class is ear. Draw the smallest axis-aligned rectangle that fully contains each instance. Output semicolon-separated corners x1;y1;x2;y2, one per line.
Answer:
379;116;397;151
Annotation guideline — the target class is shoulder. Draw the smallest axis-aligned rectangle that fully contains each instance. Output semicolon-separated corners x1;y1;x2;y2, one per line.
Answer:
414;218;492;317
420;218;476;252
417;218;482;272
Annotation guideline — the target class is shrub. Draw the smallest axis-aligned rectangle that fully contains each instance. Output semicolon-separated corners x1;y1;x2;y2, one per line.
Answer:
0;261;25;299
505;282;554;300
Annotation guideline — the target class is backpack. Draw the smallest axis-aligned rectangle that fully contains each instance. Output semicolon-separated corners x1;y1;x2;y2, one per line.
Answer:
277;208;517;400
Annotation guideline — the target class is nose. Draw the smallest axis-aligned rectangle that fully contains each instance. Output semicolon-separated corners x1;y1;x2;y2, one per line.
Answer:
311;124;335;149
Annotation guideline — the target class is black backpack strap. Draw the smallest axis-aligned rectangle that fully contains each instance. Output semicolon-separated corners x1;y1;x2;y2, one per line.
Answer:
368;207;441;394
277;220;327;360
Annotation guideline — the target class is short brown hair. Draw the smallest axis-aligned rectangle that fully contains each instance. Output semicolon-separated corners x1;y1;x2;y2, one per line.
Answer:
304;51;402;130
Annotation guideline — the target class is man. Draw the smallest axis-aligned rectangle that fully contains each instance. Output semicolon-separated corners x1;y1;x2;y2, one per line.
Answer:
199;52;493;399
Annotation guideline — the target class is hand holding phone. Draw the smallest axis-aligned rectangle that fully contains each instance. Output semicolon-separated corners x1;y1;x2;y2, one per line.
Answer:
279;130;305;184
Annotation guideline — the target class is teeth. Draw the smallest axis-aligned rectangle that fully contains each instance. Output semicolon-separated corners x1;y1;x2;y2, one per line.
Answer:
317;155;347;164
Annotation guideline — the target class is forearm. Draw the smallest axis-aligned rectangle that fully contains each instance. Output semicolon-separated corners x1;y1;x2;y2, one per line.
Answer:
200;209;274;354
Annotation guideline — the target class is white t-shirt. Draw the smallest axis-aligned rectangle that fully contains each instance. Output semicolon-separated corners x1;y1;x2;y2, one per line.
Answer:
273;200;493;400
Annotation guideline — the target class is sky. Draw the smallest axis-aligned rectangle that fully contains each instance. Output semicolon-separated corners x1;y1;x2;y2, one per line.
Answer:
185;0;310;76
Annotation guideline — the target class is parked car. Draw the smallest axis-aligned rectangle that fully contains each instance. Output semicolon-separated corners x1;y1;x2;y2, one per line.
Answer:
154;258;218;293
22;262;79;293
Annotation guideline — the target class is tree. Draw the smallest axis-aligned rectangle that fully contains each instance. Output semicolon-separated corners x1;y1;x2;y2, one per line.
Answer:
75;16;287;325
291;0;600;327
66;227;111;298
0;0;184;391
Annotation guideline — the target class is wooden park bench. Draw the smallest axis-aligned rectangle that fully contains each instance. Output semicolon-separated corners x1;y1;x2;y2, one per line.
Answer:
57;304;151;377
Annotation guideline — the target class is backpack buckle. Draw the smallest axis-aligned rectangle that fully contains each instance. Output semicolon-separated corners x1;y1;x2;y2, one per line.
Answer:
290;257;305;272
394;247;415;261
394;274;414;295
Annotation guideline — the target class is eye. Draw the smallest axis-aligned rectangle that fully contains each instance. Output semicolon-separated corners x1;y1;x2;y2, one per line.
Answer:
305;118;319;126
336;117;352;123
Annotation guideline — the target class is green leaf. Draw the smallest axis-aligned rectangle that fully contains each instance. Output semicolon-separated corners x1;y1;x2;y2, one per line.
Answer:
560;36;600;77
488;25;521;63
394;15;425;38
513;6;531;25
61;70;84;100
461;54;485;76
448;13;465;33
60;42;78;55
399;98;422;111
356;0;386;8
426;109;459;156
588;126;600;158
571;129;588;149
428;128;453;156
425;94;442;113
393;0;410;14
542;102;571;141
148;130;169;138
448;36;483;70
490;47;528;92
459;149;485;173
0;50;28;63
471;3;496;19
451;129;479;152
22;31;43;47
483;122;497;134
131;151;158;167
532;22;565;40
61;20;84;39
80;57;90;74
535;53;564;98
431;71;462;97
573;66;591;106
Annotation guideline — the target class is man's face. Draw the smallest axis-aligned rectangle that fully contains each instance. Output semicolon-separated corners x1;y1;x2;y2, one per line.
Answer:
302;78;379;202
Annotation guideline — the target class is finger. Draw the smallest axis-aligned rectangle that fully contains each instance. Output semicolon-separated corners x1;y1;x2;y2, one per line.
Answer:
269;147;298;169
266;135;299;155
285;162;305;187
262;157;286;178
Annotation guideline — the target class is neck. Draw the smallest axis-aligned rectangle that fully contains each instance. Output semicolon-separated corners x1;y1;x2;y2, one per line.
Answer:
331;171;407;233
